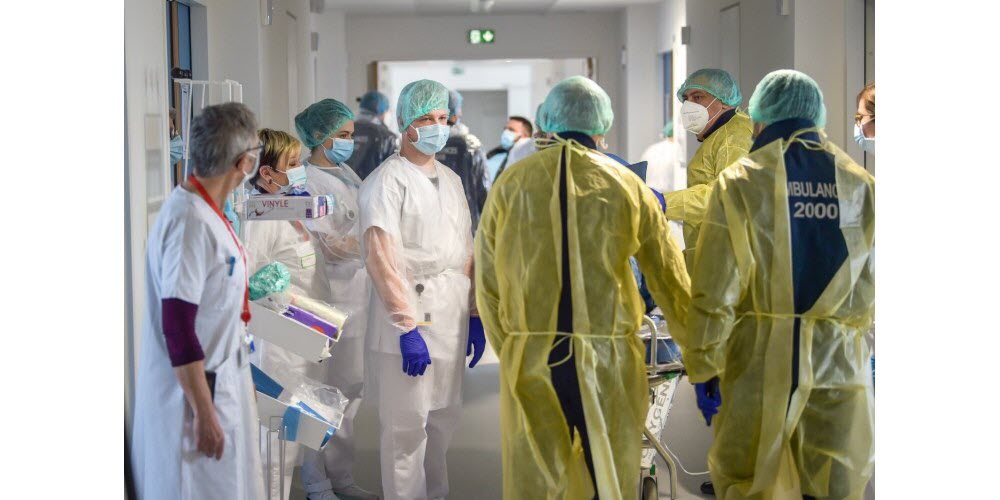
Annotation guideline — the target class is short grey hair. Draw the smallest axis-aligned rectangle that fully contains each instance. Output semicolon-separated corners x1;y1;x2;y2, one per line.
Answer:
189;102;259;178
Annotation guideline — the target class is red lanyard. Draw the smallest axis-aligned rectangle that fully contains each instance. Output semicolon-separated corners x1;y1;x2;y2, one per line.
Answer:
188;175;252;325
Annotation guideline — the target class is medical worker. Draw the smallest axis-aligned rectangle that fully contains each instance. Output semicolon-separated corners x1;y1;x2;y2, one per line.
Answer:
436;89;489;230
854;83;875;151
358;79;484;500
484;116;533;189
680;69;875;499
665;68;753;269
496;104;549;180
294;100;379;500
131;102;265;500
349;91;400;181
475;76;691;499
242;129;339;500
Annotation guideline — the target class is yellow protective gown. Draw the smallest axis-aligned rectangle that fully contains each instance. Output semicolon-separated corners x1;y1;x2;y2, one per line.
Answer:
664;111;753;268
680;130;875;499
475;137;691;500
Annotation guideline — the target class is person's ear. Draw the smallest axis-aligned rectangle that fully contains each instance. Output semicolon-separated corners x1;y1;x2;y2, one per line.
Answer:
258;165;274;183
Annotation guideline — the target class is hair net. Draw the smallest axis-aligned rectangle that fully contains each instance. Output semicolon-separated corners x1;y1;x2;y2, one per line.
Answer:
448;89;463;119
396;79;450;130
294;98;355;150
360;91;390;115
677;69;742;107
538;76;614;137
748;69;827;128
534;103;546;133
662;120;674;138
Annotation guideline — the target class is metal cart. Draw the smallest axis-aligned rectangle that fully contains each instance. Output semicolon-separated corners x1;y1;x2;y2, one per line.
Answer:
638;315;685;500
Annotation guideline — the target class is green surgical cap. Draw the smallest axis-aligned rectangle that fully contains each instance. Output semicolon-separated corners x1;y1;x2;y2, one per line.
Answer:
539;76;614;137
396;80;450;130
662;121;674;138
748;69;827;128
294;99;355;149
677;69;742;107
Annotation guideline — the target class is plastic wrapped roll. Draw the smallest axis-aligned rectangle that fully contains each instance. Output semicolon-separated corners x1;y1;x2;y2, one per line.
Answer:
283;304;340;340
249;262;291;301
288;293;349;335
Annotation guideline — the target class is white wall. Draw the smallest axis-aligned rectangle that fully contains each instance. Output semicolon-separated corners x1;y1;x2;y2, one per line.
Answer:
124;0;171;431
257;0;316;132
199;0;264;114
339;12;625;151
313;8;348;103
623;4;662;160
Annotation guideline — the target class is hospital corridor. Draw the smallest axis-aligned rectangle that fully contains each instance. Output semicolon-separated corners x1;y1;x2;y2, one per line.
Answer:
63;0;989;498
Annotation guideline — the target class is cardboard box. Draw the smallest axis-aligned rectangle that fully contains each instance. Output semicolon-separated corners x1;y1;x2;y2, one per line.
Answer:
244;194;331;220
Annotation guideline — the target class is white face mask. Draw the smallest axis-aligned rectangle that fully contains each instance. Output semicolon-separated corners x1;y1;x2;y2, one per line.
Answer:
853;123;875;154
680;97;719;135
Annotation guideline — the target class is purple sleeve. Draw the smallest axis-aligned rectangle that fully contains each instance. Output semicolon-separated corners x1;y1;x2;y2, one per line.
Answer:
162;298;205;366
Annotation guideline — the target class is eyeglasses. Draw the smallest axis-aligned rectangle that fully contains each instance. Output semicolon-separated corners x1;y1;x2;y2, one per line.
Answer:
854;112;874;124
234;142;264;164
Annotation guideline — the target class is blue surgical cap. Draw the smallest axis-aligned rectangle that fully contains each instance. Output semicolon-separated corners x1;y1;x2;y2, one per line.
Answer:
359;91;390;115
539;76;614;137
748;69;827;128
294;98;355;150
448;89;463;119
396;80;450;130
677;69;742;107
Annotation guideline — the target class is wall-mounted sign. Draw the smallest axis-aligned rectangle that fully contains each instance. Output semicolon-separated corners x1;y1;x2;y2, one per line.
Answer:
468;29;495;44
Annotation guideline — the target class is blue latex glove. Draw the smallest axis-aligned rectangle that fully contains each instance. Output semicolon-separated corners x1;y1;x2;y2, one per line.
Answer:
467;316;486;368
399;328;431;377
651;188;666;213
694;377;722;426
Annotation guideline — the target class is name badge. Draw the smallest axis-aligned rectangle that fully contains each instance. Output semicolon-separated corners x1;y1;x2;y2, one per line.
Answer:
295;242;316;269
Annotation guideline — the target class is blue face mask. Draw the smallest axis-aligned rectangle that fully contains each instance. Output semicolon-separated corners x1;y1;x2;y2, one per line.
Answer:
274;165;308;195
500;129;518;150
853;123;875;153
409;123;450;155
169;135;183;165
323;138;355;164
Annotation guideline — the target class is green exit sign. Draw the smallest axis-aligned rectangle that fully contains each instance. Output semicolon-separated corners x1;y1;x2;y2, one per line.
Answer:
468;29;495;45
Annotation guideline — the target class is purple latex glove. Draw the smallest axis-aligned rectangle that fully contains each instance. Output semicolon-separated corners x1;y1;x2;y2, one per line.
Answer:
399;328;431;377
467;316;486;368
694;377;722;426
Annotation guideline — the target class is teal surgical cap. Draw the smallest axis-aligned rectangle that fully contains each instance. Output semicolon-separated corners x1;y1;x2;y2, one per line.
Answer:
539;76;614;137
662;121;674;138
677;68;742;107
294;98;355;149
534;103;546;133
360;91;390;115
448;89;463;119
748;69;827;128
396;80;450;130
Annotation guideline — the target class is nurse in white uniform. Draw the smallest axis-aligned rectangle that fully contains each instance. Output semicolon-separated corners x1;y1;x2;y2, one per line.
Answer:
243;128;336;500
292;99;379;500
131;102;265;500
359;79;485;500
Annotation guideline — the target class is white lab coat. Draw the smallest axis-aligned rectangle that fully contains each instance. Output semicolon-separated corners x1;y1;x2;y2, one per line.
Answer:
358;153;472;500
301;162;373;489
131;186;265;500
504;136;536;167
